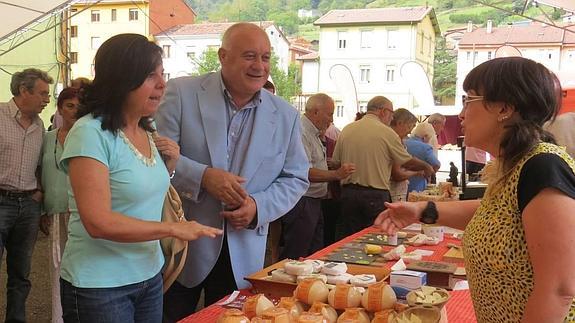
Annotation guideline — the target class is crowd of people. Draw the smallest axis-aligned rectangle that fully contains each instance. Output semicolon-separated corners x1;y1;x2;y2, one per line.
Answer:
1;21;574;323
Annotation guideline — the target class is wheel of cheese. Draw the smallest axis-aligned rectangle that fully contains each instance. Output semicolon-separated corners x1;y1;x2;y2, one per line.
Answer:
242;294;274;319
216;309;250;323
261;307;290;323
360;281;397;312
294;278;329;305
326;272;352;285
320;262;347;275
327;284;362;310
308;301;338;323
371;309;396;323
336;308;370;323
271;268;297;283
297;274;327;284
303;259;325;273
285;261;314;276
350;274;376;287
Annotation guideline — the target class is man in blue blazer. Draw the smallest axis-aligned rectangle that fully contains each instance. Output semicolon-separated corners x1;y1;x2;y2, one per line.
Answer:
156;22;309;322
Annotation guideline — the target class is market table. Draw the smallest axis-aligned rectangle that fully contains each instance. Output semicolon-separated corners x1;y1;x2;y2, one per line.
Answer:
180;226;477;322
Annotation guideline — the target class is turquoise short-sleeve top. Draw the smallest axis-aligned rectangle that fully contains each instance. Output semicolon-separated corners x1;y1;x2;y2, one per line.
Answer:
59;114;168;288
41;129;69;214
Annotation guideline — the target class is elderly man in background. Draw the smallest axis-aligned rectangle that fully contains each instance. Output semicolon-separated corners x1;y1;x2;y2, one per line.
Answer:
279;93;355;260
156;22;309;322
332;96;434;238
426;113;446;155
0;68;53;323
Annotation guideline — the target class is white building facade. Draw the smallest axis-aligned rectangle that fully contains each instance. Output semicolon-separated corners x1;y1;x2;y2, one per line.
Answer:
456;22;575;101
306;7;440;128
155;21;290;80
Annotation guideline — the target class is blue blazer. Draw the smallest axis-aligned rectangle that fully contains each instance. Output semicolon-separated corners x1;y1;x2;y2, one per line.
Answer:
156;72;309;288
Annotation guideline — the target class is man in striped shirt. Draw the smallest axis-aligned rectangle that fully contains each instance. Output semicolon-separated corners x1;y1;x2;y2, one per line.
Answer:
0;68;52;323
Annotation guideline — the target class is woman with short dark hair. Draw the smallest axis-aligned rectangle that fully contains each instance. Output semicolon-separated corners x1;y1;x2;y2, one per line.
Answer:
375;57;575;322
58;34;222;323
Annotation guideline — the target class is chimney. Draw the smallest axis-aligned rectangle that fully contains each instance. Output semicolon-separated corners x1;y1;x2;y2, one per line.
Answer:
486;19;493;33
467;21;473;32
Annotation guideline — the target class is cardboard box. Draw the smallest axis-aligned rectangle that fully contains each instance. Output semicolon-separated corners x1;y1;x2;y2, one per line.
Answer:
406;261;457;289
244;259;391;299
390;270;427;290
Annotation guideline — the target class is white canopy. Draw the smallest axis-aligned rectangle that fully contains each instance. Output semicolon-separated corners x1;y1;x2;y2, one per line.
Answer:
0;1;73;41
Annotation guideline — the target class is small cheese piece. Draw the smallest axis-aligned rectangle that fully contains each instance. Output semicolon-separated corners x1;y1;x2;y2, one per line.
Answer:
320;262;347;275
308;302;338;323
303;259;325;273
363;244;382;255
242;294;274;319
271;268;297;283
297;274;328;284
350;274;377;287
285;261;314;276
216;309;250;323
325;272;352;285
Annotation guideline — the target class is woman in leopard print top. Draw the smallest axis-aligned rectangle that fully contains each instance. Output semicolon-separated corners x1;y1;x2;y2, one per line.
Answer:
374;57;575;322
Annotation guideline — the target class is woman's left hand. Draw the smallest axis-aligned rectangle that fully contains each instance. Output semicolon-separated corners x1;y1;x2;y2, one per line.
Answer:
153;135;180;173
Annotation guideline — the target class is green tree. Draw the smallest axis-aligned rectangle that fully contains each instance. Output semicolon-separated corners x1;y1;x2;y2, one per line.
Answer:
433;37;456;104
195;48;221;75
270;55;299;101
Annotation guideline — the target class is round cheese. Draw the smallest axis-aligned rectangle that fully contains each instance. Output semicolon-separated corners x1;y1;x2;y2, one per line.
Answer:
308;302;337;323
270;268;297;283
261;307;290;323
350;274;377;287
294;278;329;305
217;309;250;323
327;284;362;310
285;261;314;276
360;281;397;312
321;262;347;275
242;294;274;319
336;308;370;323
326;273;352;285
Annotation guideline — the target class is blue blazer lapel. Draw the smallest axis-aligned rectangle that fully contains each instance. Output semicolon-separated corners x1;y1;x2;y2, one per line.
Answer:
198;74;228;170
240;94;278;182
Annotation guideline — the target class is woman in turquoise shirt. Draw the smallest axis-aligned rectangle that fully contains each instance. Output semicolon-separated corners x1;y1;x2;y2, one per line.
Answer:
59;34;223;323
40;87;79;323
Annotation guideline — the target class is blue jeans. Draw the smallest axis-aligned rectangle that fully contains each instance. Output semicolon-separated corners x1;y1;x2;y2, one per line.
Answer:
0;195;41;323
60;272;163;323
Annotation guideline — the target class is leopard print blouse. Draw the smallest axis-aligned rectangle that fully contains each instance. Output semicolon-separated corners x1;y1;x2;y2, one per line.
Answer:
463;142;575;322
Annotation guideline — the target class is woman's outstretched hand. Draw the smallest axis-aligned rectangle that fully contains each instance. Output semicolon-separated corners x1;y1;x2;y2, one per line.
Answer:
373;201;426;234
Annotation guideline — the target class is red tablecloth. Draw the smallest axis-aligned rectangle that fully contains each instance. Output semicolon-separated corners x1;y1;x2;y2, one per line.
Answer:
181;226;476;322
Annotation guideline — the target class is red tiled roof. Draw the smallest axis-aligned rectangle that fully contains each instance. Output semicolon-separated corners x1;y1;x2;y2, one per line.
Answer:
565;26;575;44
535;0;575;13
314;6;432;25
297;52;318;60
159;21;275;36
459;24;567;46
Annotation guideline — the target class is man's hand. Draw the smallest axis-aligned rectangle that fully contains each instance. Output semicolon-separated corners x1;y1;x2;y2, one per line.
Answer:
31;190;43;203
201;168;247;209
39;214;51;235
152;133;180;173
335;163;356;180
220;197;257;230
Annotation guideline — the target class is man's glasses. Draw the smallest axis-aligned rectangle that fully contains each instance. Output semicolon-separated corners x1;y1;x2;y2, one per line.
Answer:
462;95;484;107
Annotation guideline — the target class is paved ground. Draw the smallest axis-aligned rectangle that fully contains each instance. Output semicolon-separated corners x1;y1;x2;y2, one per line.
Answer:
0;232;51;322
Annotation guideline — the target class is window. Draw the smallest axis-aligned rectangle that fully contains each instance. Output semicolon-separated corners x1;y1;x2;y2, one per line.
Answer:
336;102;344;117
70;8;77;13
487;51;492;60
91;10;100;22
70;26;77;37
163;73;170;82
111;9;117;21
91;37;101;50
419;32;424;53
474;51;478;61
466;51;471;62
337;31;347;49
129;8;138;21
187;52;196;60
358;101;367;112
360;30;372;49
569;50;574;60
387;29;398;49
386;65;395;82
162;45;171;58
70;52;78;64
359;65;371;83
